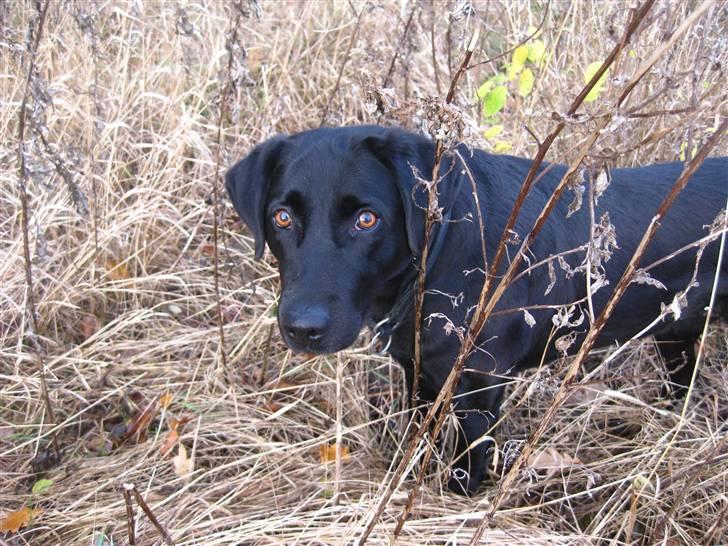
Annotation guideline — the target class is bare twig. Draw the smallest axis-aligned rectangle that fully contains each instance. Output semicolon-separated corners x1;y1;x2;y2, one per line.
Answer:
122;484;136;546
16;0;59;462
429;0;441;95
467;114;726;545
412;29;479;406
382;3;418;88
213;10;249;374
483;0;656;303
467;0;551;71
319;2;365;127
392;145;488;541
124;482;176;545
358;32;480;544
334;353;344;504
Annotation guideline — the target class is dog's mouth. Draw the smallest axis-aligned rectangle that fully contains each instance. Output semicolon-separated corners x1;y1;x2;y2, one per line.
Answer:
279;329;359;355
278;315;364;355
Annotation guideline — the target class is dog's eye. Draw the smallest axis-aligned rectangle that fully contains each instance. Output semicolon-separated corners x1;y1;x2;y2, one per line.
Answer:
355;210;379;231
273;209;293;229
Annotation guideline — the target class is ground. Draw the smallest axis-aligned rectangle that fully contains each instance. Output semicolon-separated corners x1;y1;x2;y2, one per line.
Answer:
1;1;727;544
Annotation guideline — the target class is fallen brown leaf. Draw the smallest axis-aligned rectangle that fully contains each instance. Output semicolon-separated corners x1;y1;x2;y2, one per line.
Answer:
80;314;99;340
0;507;42;533
159;414;191;456
105;259;131;281
200;243;216;256
159;428;179;456
159;392;173;410
125;406;157;442
319;443;350;464
263;401;283;413
173;444;194;478
528;447;581;478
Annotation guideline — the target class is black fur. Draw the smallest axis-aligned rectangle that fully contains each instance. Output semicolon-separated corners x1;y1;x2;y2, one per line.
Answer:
226;125;727;495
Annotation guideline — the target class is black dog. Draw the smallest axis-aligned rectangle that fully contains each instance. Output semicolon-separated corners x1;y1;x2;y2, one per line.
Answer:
226;125;727;495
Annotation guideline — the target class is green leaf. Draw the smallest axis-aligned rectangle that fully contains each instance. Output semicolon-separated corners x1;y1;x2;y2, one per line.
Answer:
483;125;504;140
628;49;637;59
633;475;650;490
584;61;609;103
180;401;202;414
679;141;698;161
527;40;546;63
494;141;513;153
482;86;508;117
518;68;534;97
32;479;54;495
512;45;529;70
476;80;493;101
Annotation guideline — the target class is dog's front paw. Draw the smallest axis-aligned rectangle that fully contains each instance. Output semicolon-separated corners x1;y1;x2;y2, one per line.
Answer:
447;467;483;496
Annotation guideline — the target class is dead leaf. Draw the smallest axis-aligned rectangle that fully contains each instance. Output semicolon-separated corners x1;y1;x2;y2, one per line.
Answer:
159;392;173;410
528;447;580;478
200;243;216;256
30;448;60;473
159;428;179;456
522;309;536;328
319;443;350;464
123;399;160;443
105;259;131;281
263;401;283;413
159;415;191;456
80;315;99;340
274;379;299;391
0;507;42;533
173;444;194;478
86;432;113;455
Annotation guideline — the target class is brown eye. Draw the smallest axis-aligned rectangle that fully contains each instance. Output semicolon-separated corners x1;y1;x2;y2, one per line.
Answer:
356;210;379;230
273;209;292;229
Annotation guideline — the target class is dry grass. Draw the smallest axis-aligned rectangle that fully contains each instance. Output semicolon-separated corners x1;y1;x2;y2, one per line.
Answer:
1;1;727;544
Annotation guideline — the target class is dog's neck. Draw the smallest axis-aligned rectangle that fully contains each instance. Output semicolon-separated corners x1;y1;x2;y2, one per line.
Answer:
371;216;453;351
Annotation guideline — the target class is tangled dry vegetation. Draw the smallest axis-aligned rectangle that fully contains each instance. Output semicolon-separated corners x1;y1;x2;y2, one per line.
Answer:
1;1;727;544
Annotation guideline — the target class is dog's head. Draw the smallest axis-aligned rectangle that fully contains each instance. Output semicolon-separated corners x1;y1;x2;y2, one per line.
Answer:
226;126;436;353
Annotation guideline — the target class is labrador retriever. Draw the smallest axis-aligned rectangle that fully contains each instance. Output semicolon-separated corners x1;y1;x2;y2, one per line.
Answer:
226;125;727;495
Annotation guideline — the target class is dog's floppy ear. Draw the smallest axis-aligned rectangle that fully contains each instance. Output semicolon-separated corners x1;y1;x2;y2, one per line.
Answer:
226;137;287;259
359;130;437;256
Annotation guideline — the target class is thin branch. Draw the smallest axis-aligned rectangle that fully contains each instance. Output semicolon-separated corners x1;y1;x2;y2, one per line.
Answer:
466;0;550;71
467;113;726;545
319;2;365;127
429;0;441;95
17;0;59;462
122;485;136;545
483;0;656;304
357;32;479;545
412;29;479;406
382;3;417;88
213;10;248;374
124;482;175;545
334;353;344;504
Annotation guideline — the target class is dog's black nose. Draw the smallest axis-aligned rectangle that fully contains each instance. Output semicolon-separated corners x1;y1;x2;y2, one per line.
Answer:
283;306;330;345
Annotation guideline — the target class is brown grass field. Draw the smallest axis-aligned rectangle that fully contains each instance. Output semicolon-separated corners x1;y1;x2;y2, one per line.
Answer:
1;1;727;544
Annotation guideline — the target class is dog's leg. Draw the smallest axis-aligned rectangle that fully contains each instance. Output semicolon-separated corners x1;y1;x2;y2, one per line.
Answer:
447;379;504;495
448;408;495;495
655;334;697;398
